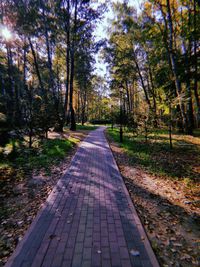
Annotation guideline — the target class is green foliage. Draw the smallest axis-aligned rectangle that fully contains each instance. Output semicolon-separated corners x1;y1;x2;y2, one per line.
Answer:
107;127;199;182
15;139;74;171
75;124;98;131
42;139;73;158
0;137;76;177
104;0;200;135
0;0;105;140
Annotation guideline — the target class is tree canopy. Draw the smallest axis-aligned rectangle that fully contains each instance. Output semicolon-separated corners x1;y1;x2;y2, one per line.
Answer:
104;0;199;135
0;0;199;146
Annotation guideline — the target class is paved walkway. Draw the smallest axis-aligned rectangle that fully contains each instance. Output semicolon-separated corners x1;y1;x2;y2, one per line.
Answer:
6;127;159;267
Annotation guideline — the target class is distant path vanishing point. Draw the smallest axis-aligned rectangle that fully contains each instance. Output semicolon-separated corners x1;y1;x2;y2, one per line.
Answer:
5;127;159;267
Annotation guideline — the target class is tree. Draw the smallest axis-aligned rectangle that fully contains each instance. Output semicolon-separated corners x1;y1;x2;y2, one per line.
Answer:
104;0;199;135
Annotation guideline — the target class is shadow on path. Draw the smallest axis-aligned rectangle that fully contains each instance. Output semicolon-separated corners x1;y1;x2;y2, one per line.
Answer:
5;127;159;267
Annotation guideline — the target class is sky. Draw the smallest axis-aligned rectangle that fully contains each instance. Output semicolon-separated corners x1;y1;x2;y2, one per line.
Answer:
94;0;144;77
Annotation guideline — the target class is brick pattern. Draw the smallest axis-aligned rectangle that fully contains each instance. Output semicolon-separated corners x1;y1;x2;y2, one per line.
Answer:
5;127;159;267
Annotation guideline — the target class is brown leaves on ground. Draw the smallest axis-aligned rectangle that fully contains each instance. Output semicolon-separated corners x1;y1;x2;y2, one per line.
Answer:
0;130;87;267
109;141;200;267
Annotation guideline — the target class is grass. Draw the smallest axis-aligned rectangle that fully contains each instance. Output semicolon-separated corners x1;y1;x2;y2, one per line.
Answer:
15;138;76;171
0;124;98;185
0;137;78;186
76;124;98;131
64;123;98;132
0;127;91;223
107;127;200;183
0;122;98;185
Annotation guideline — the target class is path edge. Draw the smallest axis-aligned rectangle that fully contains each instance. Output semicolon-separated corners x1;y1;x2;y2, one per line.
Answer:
104;129;160;267
5;129;94;267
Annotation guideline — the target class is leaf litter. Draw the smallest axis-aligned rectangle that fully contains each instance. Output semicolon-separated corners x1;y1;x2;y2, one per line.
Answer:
108;139;200;267
0;131;88;266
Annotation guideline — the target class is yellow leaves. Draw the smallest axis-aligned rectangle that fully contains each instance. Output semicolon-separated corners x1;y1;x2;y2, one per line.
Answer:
111;33;132;52
148;24;160;37
144;1;153;15
156;97;170;115
153;0;178;7
68;136;80;144
144;1;152;10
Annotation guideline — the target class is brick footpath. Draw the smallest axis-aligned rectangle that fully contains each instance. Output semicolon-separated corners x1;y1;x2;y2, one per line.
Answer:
5;127;159;267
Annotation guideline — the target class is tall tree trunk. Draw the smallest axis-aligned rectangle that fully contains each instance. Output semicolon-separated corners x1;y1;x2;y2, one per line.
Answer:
22;39;28;125
185;79;194;134
6;44;14;124
69;0;78;131
28;37;46;100
181;8;194;134
166;0;187;132
81;89;87;125
0;73;5;96
125;80;131;115
41;3;63;131
27;85;33;148
130;81;134;114
193;0;200;127
148;50;158;127
29;37;48;134
77;91;80;123
132;49;152;110
69;49;76;130
64;0;70;126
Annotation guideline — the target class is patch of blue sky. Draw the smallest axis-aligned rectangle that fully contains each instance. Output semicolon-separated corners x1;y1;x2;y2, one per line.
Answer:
94;0;144;76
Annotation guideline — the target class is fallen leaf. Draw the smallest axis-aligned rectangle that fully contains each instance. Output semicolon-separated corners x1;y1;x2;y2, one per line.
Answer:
130;249;140;256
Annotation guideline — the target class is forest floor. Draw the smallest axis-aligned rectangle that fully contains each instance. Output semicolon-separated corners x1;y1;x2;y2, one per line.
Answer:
106;128;200;267
1;125;199;267
0;125;97;266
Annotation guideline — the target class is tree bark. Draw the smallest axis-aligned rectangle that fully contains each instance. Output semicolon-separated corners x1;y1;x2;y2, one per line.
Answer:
125;80;131;115
193;0;200;127
81;88;87;125
69;0;78;131
64;0;70;126
132;48;152;110
6;44;14;124
181;8;194;134
166;0;187;132
28;37;46;100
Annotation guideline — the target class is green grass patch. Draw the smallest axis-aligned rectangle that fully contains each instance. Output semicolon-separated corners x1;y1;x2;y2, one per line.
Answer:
0;137;77;180
64;124;98;132
107;127;200;182
75;124;98;131
16;138;75;172
0;136;78;222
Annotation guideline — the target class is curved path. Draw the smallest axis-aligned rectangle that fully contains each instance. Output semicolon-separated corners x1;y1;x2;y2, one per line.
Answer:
6;127;159;267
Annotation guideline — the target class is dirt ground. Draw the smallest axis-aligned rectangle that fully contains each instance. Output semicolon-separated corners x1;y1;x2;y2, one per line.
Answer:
108;139;200;267
1;129;199;267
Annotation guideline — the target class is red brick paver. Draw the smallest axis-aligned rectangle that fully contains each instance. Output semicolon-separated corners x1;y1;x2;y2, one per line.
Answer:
5;127;159;267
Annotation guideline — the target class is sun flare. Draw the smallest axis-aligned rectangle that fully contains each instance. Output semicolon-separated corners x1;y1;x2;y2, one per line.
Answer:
1;27;12;41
